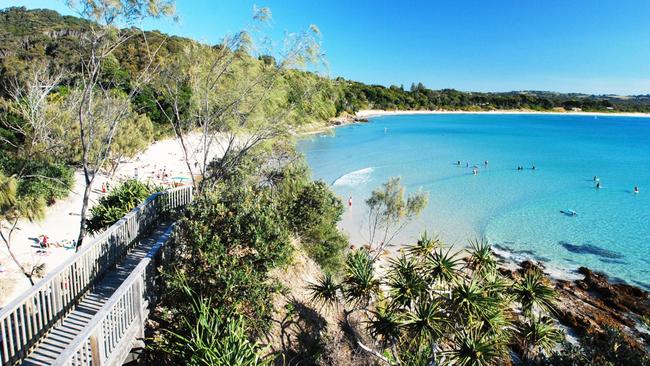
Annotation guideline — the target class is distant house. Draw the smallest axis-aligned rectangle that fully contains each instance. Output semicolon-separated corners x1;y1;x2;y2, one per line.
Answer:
606;107;614;110
571;107;582;112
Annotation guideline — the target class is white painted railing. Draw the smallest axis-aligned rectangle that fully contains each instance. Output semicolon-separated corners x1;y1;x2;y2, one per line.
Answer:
52;224;174;366
0;186;193;365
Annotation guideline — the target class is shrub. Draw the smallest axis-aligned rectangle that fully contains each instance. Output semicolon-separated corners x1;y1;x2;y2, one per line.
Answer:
86;179;156;234
287;180;347;273
164;184;293;333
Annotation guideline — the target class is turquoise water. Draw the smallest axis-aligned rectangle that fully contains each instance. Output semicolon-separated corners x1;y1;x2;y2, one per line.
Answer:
298;114;650;288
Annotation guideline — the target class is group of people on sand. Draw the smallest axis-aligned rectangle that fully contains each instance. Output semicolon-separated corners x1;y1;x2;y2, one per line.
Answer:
34;235;76;256
593;175;639;194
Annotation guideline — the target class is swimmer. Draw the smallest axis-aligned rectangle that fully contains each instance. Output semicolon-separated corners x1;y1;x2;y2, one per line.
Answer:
532;165;536;170
466;161;469;168
472;168;478;176
596;181;601;189
634;186;639;194
484;160;489;166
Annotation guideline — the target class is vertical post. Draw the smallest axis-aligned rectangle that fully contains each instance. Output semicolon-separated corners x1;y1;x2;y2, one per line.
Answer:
133;276;145;339
89;327;104;366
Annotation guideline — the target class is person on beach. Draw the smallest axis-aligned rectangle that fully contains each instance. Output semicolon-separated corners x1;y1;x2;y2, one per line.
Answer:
106;182;110;191
634;186;639;194
101;182;106;193
348;196;353;208
134;167;139;179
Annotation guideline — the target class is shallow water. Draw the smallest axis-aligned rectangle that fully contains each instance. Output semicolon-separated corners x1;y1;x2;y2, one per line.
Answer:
298;114;650;286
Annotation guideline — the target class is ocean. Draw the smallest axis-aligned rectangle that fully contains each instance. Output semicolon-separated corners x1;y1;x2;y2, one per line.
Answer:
298;113;650;288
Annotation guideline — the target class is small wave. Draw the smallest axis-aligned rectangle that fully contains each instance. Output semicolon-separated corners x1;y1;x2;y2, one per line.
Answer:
332;167;374;187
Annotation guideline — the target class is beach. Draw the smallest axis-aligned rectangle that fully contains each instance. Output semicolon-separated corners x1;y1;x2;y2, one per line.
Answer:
0;133;223;307
355;109;650;119
299;112;650;288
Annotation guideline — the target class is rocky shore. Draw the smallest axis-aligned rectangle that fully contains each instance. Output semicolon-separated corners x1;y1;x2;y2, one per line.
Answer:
502;260;650;354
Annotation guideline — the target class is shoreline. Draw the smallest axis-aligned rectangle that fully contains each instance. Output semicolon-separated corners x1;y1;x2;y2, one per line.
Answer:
304;110;649;292
356;108;650;119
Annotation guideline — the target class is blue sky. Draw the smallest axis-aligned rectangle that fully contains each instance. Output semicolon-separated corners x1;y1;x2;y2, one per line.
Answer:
4;0;650;95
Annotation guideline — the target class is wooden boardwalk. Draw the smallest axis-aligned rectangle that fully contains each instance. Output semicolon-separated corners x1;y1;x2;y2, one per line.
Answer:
0;186;193;366
21;223;172;366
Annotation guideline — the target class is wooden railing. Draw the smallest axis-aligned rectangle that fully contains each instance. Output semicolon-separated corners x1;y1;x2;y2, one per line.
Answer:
53;224;174;366
0;186;193;365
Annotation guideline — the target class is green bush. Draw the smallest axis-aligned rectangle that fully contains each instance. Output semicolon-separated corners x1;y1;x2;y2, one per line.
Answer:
160;291;269;366
86;179;156;234
287;180;348;273
165;184;293;333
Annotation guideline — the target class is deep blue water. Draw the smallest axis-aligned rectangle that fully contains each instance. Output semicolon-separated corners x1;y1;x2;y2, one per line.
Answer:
298;114;650;286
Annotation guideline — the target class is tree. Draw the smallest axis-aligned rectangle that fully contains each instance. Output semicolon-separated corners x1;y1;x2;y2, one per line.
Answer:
156;7;327;192
307;233;563;365
0;64;64;160
365;177;428;257
0;173;46;285
63;0;175;249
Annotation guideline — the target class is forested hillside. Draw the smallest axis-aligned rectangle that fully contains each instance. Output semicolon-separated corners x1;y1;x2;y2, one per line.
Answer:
2;6;650;129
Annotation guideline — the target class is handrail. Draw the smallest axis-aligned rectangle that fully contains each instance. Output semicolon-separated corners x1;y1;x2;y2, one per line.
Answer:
52;224;175;365
0;185;193;365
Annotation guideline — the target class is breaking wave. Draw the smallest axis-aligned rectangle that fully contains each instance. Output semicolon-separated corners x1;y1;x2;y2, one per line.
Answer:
332;167;374;187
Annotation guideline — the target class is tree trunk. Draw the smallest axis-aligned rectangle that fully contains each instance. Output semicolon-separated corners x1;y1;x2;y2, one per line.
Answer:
75;178;93;250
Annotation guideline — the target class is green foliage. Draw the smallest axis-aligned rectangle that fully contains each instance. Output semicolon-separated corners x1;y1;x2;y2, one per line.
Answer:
341;249;380;307
307;233;563;365
512;268;556;317
366;176;428;250
286;179;348;273
160;290;269;366
86;179;156;234
164;185;293;332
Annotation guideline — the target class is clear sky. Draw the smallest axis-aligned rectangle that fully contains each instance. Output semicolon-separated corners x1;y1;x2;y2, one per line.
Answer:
4;0;650;95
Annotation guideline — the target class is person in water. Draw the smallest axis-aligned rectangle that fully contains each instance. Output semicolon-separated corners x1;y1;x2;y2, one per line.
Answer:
484;160;489;166
457;160;461;166
596;181;601;189
532;165;536;170
634;186;639;194
466;161;469;168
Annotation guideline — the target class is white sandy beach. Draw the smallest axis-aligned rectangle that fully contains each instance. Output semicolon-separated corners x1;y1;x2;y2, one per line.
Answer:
356;109;650;119
0;133;223;307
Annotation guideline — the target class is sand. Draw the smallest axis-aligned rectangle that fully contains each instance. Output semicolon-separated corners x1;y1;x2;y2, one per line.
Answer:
0;133;222;307
356;109;650;118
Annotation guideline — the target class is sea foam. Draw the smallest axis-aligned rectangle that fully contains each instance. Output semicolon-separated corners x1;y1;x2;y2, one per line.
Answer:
332;167;374;187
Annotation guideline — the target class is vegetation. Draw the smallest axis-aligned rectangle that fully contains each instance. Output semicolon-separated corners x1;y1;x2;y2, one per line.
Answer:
86;179;157;234
150;146;348;364
307;231;563;365
1;5;648;366
334;80;650;114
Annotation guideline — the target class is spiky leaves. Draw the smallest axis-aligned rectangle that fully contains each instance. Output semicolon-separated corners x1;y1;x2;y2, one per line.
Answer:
467;238;496;276
424;247;463;286
447;329;506;366
512;269;556;317
307;272;340;309
341;248;380;308
387;253;426;308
